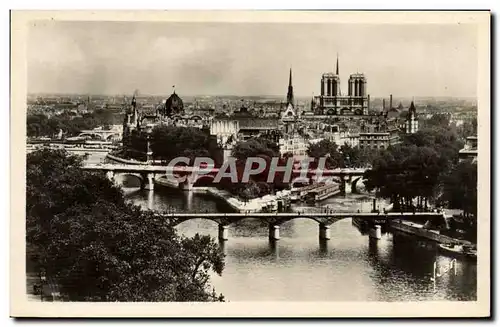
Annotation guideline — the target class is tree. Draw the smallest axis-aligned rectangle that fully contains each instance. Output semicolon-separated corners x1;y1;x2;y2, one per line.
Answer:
148;126;222;166
307;139;344;168
401;127;463;173
439;161;477;217
457;117;478;140
363;144;442;211
26;110;117;139
423;113;451;129
231;138;280;161
26;149;225;301
339;144;380;168
238;180;261;202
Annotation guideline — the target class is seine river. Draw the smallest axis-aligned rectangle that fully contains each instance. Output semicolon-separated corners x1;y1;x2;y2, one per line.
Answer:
122;185;477;302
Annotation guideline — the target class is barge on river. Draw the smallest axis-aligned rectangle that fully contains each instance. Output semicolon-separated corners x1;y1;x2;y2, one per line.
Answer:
304;183;341;204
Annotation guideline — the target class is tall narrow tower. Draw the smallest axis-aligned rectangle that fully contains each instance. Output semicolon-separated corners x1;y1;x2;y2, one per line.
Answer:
286;68;294;107
406;101;418;134
336;54;339;76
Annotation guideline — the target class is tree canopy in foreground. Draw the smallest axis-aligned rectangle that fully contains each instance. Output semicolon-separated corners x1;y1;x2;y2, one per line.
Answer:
26;149;225;301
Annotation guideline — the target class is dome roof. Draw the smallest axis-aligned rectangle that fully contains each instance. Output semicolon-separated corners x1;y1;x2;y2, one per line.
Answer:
161;91;184;117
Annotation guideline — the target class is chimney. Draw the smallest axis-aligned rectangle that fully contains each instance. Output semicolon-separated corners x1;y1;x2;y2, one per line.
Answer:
390;94;393;109
383;99;386;111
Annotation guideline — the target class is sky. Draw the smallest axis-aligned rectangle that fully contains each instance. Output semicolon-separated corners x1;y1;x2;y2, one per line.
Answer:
28;21;478;98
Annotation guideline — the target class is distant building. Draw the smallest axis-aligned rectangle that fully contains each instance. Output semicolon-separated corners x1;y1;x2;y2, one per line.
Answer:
281;68;299;134
279;134;308;159
312;56;369;116
210;106;280;144
122;89;209;149
359;130;399;150
459;136;478;163
158;91;184;117
405;101;419;134
210;119;239;145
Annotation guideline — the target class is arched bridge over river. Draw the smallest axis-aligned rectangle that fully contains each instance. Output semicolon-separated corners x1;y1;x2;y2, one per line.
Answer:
155;212;444;241
82;163;368;193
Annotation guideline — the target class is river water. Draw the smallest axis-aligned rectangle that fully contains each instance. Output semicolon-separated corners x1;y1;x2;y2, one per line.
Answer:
123;185;477;302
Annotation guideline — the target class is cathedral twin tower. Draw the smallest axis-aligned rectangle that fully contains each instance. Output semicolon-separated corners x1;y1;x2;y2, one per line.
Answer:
291;55;369;116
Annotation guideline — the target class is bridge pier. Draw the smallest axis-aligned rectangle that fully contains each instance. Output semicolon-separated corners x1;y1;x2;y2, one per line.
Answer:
269;224;280;241
142;173;155;191
218;225;229;241
180;176;194;191
319;223;331;240
106;170;115;183
369;224;382;240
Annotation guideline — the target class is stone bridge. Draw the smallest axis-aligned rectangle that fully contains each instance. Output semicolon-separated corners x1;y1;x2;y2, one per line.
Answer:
155;212;444;241
78;130;122;141
82;163;369;193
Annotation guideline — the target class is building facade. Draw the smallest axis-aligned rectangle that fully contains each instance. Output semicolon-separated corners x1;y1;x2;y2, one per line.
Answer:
405;101;419;134
312;57;369;116
358;130;399;150
459;136;478;163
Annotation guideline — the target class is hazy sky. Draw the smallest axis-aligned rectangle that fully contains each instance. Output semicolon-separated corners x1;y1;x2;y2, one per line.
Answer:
28;21;478;97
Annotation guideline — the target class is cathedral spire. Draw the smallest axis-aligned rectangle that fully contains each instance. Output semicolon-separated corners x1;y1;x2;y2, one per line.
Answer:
286;68;294;107
409;100;416;113
336;53;339;76
131;94;136;108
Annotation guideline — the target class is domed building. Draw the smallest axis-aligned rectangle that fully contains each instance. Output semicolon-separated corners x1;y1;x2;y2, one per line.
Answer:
158;91;184;117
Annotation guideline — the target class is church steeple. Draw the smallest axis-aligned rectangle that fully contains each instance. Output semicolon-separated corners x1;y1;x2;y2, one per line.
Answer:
286;68;294;107
406;100;418;134
131;94;137;108
336;53;339;76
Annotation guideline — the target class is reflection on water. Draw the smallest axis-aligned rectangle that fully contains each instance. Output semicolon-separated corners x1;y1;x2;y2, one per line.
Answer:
123;183;477;302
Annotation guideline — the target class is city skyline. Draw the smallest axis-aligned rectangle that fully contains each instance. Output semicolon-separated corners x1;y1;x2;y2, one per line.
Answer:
28;21;478;98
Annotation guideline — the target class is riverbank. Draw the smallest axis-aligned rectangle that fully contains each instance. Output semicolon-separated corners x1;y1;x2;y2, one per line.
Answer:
389;219;473;246
106;153;147;165
155;178;291;213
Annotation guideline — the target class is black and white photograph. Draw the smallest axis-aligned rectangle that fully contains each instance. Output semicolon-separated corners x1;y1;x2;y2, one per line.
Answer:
10;10;490;317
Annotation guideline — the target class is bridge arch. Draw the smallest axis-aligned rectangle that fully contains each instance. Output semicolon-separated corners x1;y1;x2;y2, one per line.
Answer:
171;114;183;122
106;133;120;141
172;216;222;226
280;215;323;224
78;132;103;140
190;115;203;121
114;172;144;187
351;176;364;194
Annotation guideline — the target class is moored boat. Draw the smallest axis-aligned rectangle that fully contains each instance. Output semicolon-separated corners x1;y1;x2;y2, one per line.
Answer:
438;243;477;260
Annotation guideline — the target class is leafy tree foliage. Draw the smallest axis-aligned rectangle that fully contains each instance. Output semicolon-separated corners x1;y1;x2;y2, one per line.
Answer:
26;149;225;301
149;126;222;165
228;137;289;198
457;117;478;140
401;127;463;172
339;144;380;168
364;121;468;212
422;113;452;129
232;137;280;161
27;110;117;138
439;161;477;217
363;145;442;211
306;139;344;168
